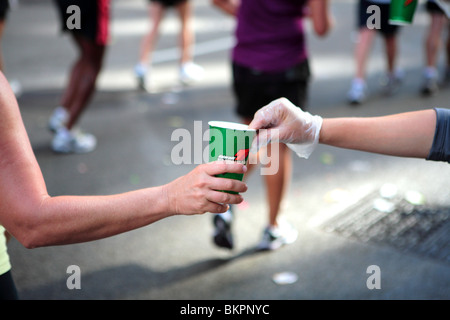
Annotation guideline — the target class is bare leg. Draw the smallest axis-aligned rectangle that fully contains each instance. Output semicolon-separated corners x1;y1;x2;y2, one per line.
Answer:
264;143;292;227
61;35;105;130
384;35;397;75
424;13;447;69
354;28;376;80
421;13;447;94
445;25;450;83
176;0;194;65
176;0;203;83
138;2;165;66
242;118;291;228
348;28;375;103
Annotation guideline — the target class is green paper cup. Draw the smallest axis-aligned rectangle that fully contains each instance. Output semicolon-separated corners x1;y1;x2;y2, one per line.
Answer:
208;121;256;193
389;0;418;25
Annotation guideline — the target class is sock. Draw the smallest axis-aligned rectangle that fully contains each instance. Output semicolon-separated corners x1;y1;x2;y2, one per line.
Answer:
424;66;438;79
134;63;148;76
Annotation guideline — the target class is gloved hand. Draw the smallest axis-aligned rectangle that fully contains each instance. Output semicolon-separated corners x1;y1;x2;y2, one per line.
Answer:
248;98;323;159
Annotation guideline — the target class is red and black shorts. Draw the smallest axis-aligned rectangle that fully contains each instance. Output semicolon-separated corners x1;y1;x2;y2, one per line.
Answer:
54;0;110;46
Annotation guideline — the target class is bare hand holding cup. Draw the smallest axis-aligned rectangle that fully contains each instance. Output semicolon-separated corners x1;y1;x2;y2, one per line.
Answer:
163;161;248;215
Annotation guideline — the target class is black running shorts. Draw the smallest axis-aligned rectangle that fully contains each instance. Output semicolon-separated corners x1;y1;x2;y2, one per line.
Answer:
232;60;310;119
0;0;9;21
149;0;188;7
358;0;400;37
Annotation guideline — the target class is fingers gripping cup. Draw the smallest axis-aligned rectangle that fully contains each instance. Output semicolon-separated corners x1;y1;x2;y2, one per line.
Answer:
389;0;418;25
208;121;256;194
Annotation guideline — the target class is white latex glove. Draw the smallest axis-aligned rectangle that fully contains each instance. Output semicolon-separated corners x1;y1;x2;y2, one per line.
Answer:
248;98;323;159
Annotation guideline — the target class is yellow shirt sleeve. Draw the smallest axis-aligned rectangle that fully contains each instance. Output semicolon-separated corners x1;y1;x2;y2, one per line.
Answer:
0;225;12;276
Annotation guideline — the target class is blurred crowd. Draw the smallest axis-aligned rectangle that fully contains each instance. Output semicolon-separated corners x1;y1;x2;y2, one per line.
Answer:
1;0;449;300
1;0;448;152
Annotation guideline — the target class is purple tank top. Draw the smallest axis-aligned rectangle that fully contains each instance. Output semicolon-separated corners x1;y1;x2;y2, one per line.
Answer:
232;0;308;72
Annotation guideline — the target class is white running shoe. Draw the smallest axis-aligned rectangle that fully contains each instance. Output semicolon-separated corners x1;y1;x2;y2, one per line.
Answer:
347;78;367;105
421;71;439;96
51;127;97;154
257;220;298;251
134;63;148;91
180;62;204;84
48;106;69;133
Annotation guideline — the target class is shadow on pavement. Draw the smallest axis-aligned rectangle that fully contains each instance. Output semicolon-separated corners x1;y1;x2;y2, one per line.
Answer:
18;246;267;299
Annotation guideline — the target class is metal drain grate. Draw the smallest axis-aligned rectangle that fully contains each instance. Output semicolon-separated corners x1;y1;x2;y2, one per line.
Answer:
320;190;450;263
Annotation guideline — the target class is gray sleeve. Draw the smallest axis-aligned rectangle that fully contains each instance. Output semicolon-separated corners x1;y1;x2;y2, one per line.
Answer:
426;108;450;163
